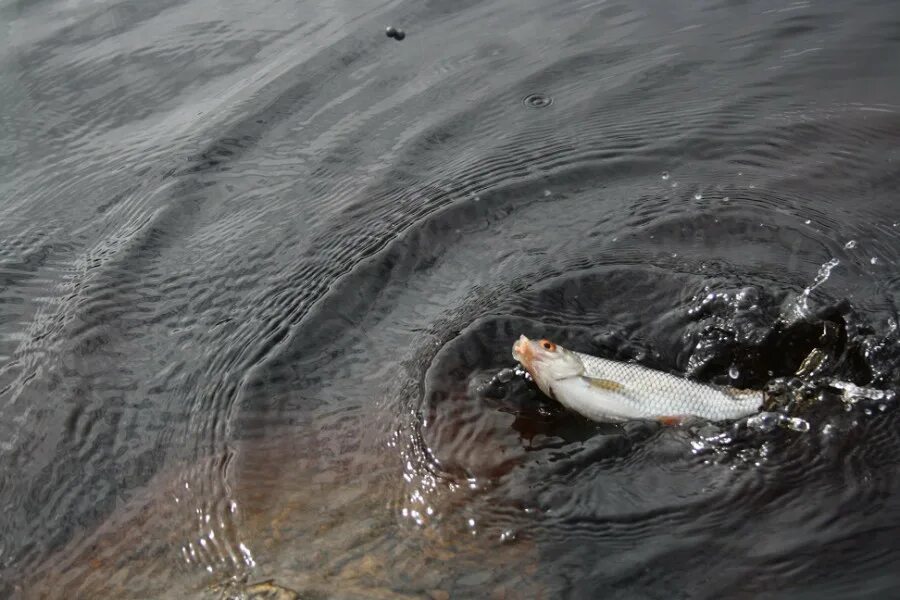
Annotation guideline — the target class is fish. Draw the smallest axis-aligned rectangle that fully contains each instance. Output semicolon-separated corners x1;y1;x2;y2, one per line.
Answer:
511;335;762;424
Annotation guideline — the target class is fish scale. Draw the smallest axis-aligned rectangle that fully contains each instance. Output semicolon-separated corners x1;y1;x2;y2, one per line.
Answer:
568;351;762;422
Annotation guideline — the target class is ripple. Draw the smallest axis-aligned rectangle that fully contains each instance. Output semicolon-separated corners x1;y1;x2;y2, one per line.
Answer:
522;93;553;109
4;0;900;596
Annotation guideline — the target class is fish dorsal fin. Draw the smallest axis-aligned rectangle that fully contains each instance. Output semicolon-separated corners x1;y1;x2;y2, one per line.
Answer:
584;377;625;392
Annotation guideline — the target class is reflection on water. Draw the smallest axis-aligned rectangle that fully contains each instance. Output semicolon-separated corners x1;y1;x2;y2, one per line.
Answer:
22;428;542;599
3;0;900;597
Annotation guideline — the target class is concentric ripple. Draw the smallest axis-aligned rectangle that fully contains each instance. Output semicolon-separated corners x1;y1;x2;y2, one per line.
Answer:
2;0;900;598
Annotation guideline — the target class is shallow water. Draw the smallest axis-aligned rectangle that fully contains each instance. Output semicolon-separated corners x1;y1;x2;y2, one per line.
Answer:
2;0;900;597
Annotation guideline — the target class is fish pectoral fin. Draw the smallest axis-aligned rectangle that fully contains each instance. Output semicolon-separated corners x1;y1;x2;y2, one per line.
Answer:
583;377;625;392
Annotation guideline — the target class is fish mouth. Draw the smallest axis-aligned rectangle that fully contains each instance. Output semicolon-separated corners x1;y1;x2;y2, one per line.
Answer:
512;334;535;370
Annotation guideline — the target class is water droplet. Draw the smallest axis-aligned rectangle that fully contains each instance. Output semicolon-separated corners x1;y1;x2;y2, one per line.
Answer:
844;240;857;249
661;171;670;180
786;417;810;432
523;93;552;108
870;257;878;265
694;192;702;200
728;365;740;379
736;286;758;308
385;26;405;40
747;412;780;432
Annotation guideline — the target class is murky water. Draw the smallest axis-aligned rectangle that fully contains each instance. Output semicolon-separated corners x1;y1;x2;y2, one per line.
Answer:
3;0;900;597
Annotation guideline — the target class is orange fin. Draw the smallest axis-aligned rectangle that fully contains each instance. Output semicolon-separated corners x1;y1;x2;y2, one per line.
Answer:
586;377;625;391
657;416;684;426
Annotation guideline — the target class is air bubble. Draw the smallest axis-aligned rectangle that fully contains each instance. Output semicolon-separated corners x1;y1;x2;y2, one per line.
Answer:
694;192;702;200
728;365;740;379
661;171;670;180
870;257;878;265
747;412;780;432
844;240;857;249
785;417;810;432
496;368;514;383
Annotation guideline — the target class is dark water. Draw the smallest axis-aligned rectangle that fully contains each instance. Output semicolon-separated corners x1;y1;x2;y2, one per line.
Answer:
3;0;900;597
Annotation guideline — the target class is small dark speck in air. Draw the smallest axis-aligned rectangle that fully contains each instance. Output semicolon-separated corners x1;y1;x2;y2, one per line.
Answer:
386;26;406;40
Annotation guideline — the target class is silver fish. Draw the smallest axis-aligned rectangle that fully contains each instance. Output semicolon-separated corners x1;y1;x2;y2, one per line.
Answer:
512;335;762;424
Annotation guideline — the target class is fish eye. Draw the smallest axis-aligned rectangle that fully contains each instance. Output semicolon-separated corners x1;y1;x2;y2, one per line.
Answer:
540;340;556;352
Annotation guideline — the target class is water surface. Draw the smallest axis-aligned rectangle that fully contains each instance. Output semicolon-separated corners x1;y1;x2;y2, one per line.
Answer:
2;0;900;597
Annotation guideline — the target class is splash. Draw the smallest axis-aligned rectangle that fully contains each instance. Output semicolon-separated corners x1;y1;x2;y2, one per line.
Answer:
782;258;840;322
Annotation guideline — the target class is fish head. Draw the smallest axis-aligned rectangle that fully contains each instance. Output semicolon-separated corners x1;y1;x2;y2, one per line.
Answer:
512;335;584;398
